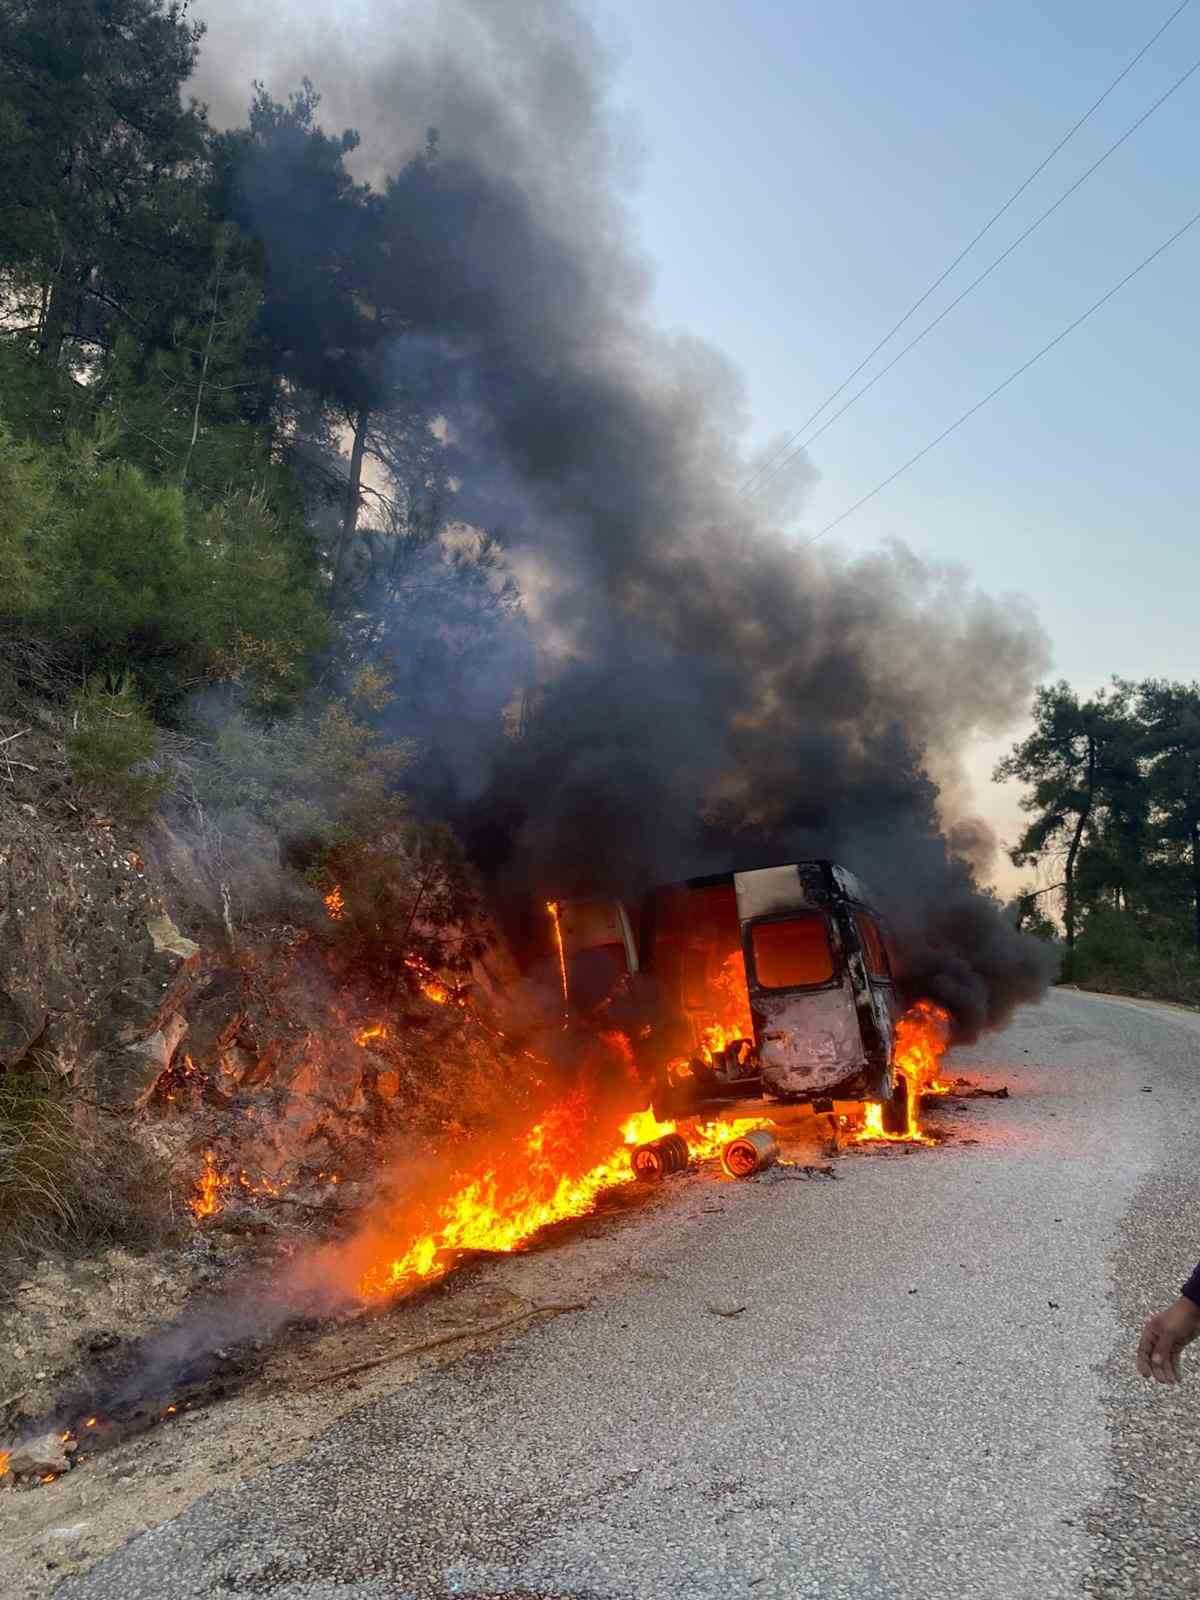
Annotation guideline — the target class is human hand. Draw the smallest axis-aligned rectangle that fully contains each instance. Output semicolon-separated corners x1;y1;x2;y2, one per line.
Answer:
1136;1297;1200;1384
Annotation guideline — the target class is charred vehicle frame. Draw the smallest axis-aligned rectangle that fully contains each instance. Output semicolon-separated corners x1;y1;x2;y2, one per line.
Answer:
556;860;908;1134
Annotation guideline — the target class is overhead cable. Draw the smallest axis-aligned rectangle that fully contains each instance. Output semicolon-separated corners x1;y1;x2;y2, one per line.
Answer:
750;47;1200;497
739;0;1193;496
797;204;1200;550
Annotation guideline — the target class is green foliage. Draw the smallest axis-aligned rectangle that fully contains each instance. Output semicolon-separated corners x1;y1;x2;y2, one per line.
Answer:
1001;677;1200;997
995;680;1137;961
212;81;376;413
0;419;58;613
1071;907;1200;1008
0;0;208;368
324;819;488;988
0;7;511;985
55;458;191;657
186;488;328;709
1010;896;1059;942
195;696;485;980
67;672;166;817
0;417;327;712
204;699;410;848
103;222;273;496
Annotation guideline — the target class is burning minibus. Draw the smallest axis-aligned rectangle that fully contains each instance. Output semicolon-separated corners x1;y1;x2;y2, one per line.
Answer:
555;860;908;1133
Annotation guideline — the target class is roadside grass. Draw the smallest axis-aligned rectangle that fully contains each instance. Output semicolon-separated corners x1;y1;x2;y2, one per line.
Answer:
0;1062;181;1286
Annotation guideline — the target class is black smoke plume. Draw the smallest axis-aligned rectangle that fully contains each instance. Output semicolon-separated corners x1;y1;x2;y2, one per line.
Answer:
192;0;1056;1037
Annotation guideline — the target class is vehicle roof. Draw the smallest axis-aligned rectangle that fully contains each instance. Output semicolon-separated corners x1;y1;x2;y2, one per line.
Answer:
653;860;880;912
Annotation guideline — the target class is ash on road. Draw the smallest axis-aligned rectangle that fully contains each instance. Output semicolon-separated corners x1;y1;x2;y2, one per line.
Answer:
44;990;1200;1599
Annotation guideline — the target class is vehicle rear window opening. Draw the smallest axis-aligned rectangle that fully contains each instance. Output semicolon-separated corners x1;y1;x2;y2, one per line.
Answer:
750;914;835;989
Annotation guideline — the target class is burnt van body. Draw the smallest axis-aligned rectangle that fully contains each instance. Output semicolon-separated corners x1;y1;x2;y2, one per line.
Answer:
557;861;904;1123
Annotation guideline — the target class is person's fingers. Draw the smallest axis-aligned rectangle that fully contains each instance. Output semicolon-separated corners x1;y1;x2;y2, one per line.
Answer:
1153;1334;1179;1385
1137;1317;1161;1378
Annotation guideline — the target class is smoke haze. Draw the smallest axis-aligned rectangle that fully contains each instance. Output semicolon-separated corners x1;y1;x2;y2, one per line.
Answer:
189;0;1056;1035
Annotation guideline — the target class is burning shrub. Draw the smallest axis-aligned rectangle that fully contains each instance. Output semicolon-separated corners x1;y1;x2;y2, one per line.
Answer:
188;696;486;981
321;821;488;992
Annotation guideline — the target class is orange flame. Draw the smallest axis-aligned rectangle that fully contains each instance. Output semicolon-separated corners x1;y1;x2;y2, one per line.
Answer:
853;999;952;1145
238;1170;283;1198
324;886;345;921
546;901;570;1022
667;951;754;1082
190;1148;230;1218
356;1098;772;1302
403;955;460;1006
356;1023;389;1046
0;1451;9;1477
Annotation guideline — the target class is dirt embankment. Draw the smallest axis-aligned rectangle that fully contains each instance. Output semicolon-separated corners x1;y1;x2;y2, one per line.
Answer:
0;748;523;1437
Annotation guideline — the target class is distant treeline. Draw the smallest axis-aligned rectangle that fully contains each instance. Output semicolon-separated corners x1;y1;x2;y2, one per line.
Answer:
999;680;1200;1001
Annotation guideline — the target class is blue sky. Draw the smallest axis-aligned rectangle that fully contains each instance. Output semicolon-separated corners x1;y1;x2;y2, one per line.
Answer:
597;0;1200;882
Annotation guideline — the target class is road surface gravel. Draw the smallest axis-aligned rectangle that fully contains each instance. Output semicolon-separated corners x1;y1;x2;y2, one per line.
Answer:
52;988;1200;1599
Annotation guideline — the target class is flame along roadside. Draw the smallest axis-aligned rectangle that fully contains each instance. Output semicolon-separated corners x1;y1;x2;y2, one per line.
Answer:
188;886;954;1297
351;1001;950;1304
187;996;955;1290
354;1102;770;1302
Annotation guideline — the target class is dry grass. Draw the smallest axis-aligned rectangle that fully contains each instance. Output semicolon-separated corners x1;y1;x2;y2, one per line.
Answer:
0;1063;183;1287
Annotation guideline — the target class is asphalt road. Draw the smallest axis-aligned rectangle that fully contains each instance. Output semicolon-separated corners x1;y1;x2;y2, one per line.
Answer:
55;988;1200;1600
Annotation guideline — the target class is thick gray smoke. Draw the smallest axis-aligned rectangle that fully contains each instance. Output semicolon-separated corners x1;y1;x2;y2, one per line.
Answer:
191;0;1056;1035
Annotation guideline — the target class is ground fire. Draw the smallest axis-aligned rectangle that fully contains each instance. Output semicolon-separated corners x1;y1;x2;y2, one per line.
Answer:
8;892;974;1495
353;1097;769;1303
190;1149;230;1219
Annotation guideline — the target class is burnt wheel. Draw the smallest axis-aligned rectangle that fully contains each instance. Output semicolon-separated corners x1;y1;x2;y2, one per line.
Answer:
881;1072;909;1135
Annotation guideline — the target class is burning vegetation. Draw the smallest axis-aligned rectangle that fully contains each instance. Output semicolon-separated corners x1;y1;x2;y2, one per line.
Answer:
174;886;965;1313
189;1150;229;1220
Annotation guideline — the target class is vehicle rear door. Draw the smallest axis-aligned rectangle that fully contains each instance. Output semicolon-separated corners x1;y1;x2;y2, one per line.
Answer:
733;866;865;1096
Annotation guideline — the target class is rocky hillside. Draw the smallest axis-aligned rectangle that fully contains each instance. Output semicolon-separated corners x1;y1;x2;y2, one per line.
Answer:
0;724;526;1433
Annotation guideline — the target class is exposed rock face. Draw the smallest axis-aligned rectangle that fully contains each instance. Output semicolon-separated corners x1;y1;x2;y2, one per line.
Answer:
0;785;531;1445
0;820;178;1093
146;913;201;962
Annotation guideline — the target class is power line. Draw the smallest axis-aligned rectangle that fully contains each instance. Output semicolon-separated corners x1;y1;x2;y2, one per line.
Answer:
738;0;1193;496
797;203;1200;550
750;49;1200;497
